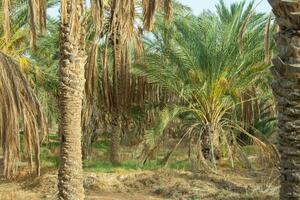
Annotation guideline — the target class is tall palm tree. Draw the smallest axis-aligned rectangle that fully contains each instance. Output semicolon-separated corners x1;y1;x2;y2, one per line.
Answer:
268;0;300;198
94;0;173;164
57;0;86;199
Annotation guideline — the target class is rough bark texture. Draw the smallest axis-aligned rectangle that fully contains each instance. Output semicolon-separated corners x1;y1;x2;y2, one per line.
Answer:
58;0;86;199
269;0;300;199
110;114;121;164
110;42;122;164
110;3;123;163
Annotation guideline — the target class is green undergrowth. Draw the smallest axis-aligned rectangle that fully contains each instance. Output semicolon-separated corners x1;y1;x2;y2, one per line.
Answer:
39;136;260;173
40;147;60;168
83;159;191;173
91;140;110;152
242;145;261;156
40;136;191;172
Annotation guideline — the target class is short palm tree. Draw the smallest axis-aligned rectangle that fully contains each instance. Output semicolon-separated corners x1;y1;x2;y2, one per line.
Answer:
134;0;276;168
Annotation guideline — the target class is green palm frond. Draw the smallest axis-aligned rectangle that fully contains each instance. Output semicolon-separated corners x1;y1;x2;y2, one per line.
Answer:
134;0;277;167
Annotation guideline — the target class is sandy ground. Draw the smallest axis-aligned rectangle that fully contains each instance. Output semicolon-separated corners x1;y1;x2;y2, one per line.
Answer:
0;167;279;200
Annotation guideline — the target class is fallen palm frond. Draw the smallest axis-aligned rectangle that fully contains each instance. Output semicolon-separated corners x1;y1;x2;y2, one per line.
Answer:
0;52;46;179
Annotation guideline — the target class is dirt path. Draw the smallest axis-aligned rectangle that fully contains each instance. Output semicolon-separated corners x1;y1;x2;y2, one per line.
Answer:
0;169;279;200
86;192;164;200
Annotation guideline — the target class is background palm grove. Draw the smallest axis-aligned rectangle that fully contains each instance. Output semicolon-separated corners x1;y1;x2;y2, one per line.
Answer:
0;0;299;199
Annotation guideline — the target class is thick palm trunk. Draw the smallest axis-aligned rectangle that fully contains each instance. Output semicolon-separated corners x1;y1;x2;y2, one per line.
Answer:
110;113;121;164
58;0;86;199
202;124;220;163
110;34;122;164
268;0;300;199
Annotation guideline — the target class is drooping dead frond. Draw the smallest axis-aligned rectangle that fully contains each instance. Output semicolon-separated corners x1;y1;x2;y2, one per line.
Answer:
28;0;47;49
238;12;253;55
84;44;100;104
143;0;159;31
128;0;135;38
102;36;111;110
109;0;136;112
133;26;145;60
82;42;102;158
60;0;68;24
28;0;37;49
0;52;46;179
264;14;272;64
164;0;173;23
110;0;135;43
3;0;11;42
37;0;47;33
142;0;173;31
91;0;104;38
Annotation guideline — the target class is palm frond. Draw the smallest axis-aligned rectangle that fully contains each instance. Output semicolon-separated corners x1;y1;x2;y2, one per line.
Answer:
0;52;46;179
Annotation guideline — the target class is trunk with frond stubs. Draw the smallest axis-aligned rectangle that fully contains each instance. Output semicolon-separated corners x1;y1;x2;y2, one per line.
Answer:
57;0;86;199
268;0;300;198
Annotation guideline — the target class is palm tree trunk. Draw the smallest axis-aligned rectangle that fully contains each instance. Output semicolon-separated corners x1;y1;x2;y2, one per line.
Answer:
110;113;121;164
58;0;86;199
268;0;300;198
110;33;122;164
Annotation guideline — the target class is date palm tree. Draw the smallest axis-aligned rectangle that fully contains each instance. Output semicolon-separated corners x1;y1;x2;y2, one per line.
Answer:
268;0;300;199
92;0;174;164
57;0;87;199
0;0;48;179
134;0;276;168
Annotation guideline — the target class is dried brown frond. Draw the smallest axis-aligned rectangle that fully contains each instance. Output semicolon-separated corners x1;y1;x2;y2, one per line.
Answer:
91;0;104;37
164;0;173;23
109;0;136;112
28;0;37;50
238;12;253;55
110;0;135;43
142;0;159;31
102;0;173;163
0;52;47;179
82;43;101;158
264;15;272;64
60;0;68;24
133;27;145;60
3;0;11;42
28;0;47;50
102;36;111;110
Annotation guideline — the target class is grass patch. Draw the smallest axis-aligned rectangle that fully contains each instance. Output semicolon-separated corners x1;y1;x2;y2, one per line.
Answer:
242;145;260;156
91;140;110;152
47;134;60;140
39;138;191;172
42;134;60;148
40;147;60;168
83;159;164;172
169;160;191;170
